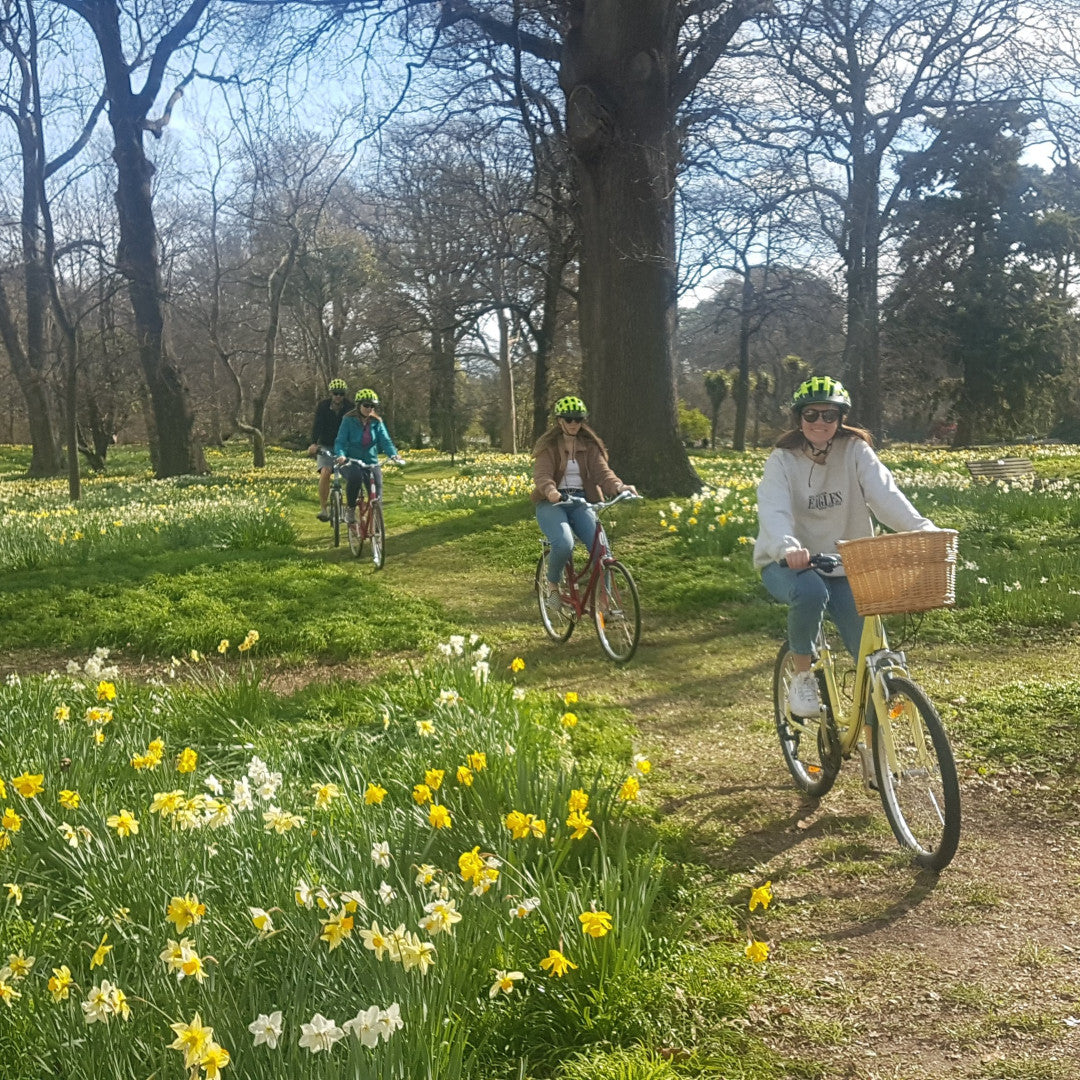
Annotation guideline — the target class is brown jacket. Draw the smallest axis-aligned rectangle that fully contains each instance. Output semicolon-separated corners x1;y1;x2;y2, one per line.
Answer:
531;433;623;505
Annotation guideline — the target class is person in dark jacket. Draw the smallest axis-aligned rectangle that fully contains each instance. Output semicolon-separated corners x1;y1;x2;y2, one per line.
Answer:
334;389;404;520
308;378;352;521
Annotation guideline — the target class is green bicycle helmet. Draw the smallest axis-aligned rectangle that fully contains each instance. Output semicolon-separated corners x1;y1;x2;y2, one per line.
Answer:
791;376;851;414
328;378;347;392
554;395;588;421
355;388;380;405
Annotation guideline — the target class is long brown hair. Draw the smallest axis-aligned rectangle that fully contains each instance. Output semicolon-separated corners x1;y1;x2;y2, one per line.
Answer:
532;421;609;459
775;413;873;451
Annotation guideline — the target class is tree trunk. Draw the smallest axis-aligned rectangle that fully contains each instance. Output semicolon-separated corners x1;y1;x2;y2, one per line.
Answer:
560;3;698;496
841;156;883;436
429;318;457;454
496;309;517;452
732;271;753;452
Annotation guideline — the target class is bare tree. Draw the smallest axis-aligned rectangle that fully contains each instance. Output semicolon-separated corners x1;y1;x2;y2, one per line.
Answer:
54;0;211;476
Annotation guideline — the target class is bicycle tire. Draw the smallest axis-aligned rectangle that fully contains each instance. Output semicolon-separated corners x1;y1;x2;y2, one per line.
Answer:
592;560;640;664
329;489;342;548
535;551;574;643
370;502;386;569
872;675;961;872
348;505;363;557
773;645;841;799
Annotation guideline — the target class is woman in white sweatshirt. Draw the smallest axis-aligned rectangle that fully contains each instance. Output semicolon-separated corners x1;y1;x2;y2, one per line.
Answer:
754;376;936;717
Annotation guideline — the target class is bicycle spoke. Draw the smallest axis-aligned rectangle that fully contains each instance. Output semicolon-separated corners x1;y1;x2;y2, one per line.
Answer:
772;646;840;798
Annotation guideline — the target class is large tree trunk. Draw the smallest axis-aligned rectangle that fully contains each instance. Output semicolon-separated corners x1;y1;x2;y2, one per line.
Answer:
841;156;883;436
429;317;457;454
109;107;205;477
560;4;699;496
496;309;517;452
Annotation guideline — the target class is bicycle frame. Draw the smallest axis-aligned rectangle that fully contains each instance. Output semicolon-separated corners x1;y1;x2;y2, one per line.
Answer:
335;460;378;538
811;615;912;781
553;493;632;617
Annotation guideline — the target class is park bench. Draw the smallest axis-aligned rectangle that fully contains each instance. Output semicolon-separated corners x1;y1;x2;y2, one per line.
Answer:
965;457;1036;485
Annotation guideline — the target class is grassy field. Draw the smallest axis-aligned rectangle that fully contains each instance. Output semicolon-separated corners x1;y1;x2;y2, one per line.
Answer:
1;441;1078;1079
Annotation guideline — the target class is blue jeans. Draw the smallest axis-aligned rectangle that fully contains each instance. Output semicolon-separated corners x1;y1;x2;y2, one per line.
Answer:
536;499;598;583
761;562;864;659
344;462;382;505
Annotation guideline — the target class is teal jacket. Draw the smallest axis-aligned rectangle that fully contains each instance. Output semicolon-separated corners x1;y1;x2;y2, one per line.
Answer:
334;412;398;465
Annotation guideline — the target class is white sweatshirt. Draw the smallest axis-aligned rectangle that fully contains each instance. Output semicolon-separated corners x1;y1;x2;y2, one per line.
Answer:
754;437;935;570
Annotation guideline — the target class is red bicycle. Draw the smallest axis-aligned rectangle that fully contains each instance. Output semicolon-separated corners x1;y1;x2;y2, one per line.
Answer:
335;459;387;568
534;491;642;663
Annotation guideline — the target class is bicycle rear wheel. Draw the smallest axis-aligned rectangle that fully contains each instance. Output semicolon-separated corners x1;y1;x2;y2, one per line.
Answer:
592;560;640;664
330;489;342;547
872;675;961;872
773;645;841;798
348;505;363;557
370;502;386;569
535;551;574;643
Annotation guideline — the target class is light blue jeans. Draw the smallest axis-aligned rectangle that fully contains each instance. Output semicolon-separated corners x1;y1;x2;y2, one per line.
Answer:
536;499;598;583
761;562;864;659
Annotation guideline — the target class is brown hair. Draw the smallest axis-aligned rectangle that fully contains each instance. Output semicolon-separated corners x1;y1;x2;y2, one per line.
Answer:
775;415;874;450
532;421;609;459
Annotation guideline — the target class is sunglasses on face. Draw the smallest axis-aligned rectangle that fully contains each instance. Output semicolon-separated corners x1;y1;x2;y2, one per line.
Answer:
331;391;345;396
561;415;585;423
801;408;840;424
359;401;376;408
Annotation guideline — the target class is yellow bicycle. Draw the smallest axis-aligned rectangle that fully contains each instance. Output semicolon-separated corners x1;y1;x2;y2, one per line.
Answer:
773;542;961;872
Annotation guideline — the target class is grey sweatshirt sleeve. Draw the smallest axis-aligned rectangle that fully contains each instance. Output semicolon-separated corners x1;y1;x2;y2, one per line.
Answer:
755;451;803;565
853;441;936;532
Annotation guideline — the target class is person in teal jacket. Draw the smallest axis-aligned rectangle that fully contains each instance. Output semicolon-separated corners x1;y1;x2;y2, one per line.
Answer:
334;389;404;519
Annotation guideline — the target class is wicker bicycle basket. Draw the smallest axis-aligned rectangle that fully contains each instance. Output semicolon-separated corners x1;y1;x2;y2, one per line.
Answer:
836;529;959;616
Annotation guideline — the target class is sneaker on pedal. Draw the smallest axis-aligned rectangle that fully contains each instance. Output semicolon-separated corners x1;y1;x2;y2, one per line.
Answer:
788;671;822;717
316;509;330;522
543;581;561;612
345;507;356;524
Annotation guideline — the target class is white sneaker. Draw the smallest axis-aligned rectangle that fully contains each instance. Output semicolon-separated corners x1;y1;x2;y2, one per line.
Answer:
788;670;822;717
345;507;356;524
543;581;561;612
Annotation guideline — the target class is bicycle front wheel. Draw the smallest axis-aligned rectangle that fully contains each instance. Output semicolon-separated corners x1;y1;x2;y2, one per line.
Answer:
348;510;363;557
330;489;342;548
872;675;961;872
370;503;386;569
773;645;841;799
535;552;574;643
592;560;640;664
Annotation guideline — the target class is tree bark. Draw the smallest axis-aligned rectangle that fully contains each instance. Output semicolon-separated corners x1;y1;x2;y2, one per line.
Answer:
495;309;517;452
560;2;698;495
732;271;753;452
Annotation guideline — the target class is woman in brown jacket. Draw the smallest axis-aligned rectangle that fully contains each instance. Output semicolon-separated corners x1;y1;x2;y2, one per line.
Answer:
531;396;637;609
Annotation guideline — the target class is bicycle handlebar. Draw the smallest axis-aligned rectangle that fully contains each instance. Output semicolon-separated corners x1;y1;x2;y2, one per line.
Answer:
333;456;404;469
780;552;843;573
561;490;643;511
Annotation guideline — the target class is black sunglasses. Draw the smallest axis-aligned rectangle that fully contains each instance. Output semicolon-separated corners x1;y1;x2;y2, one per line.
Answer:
560;414;585;423
331;390;345;396
359;401;376;407
801;408;840;424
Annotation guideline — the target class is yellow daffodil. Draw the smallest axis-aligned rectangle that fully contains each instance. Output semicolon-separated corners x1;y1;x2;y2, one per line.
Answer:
53;705;70;723
106;809;139;838
169;1012;214;1069
749;881;773;912
364;783;387;805
579;910;613;938
1;809;21;832
4;883;23;905
0;981;22;1007
466;751;487;772
96;680;116;702
561;712;578;728
566;809;593;840
165;894;206;933
176;747;198;774
199;1042;230;1079
90;933;112;969
458;846;484;884
563;691;578;706
320;911;355;951
510;657;525;672
568;788;589;812
456;765;474;786
412;783;432;806
58;789;80;810
489;969;524;996
6;950;34;978
428;804;452;829
11;772;44;799
424;768;444;790
249;907;274;935
311;782;341;810
745;939;769;963
539;948;577;978
47;965;73;1002
618;776;641;802
217;639;229;654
